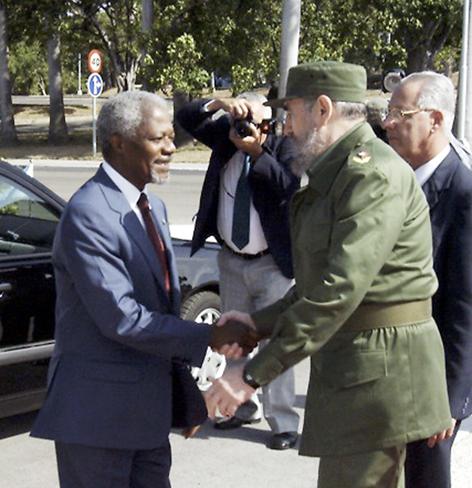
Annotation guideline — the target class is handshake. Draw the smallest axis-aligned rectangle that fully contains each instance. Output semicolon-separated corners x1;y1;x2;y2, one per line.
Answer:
199;311;265;425
208;311;261;358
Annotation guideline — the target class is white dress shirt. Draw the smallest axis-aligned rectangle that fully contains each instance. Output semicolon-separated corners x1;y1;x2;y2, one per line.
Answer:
217;151;268;254
102;161;148;229
414;145;451;186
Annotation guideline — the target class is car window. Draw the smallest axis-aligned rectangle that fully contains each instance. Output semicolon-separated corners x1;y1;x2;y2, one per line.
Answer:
0;175;60;255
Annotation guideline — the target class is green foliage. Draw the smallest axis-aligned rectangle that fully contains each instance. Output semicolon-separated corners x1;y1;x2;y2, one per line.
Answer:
3;0;465;98
147;33;209;96
140;0;283;96
231;65;257;95
9;41;48;95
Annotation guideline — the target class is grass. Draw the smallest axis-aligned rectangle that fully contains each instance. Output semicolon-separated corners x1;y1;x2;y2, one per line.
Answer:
1;105;211;162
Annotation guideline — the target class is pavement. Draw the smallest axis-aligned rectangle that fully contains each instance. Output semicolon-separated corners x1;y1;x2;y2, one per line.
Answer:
6;158;209;172
1;360;471;487
3;157;472;486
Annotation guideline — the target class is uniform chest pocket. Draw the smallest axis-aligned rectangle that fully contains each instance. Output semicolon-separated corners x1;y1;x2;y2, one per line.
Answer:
321;349;387;389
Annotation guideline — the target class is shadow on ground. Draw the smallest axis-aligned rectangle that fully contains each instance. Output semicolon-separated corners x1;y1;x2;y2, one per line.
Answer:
0;411;37;439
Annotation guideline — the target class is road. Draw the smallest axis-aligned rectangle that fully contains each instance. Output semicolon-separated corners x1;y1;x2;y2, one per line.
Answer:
1;165;320;488
12;95;172;110
0;360;314;488
34;167;205;228
2;164;472;487
12;95;104;107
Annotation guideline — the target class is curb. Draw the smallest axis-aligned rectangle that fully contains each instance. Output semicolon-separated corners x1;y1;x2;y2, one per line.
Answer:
7;158;209;172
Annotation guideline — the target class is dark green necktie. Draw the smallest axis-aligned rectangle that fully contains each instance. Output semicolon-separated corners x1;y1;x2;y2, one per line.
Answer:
231;154;251;249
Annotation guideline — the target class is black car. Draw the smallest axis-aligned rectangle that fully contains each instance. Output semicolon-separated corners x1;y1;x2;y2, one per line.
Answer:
0;161;221;418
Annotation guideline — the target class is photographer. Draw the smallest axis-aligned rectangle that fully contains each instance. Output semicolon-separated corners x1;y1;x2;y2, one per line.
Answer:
177;93;300;450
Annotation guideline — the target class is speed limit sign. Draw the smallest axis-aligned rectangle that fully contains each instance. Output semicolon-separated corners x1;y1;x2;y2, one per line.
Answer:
87;49;103;73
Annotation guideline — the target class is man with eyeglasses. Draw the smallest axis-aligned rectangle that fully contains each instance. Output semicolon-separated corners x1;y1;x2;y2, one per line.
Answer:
384;71;472;488
205;61;452;488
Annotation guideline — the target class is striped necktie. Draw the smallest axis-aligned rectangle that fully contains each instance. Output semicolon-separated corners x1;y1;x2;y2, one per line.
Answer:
137;193;171;295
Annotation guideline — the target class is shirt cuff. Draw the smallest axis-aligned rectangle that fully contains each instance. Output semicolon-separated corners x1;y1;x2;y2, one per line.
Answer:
202;100;215;113
244;346;286;386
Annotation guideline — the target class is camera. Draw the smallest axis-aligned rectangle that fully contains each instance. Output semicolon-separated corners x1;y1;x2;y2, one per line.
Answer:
232;115;276;138
233;115;254;138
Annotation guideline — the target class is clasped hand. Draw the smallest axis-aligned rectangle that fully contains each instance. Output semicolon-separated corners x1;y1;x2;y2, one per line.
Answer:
209;311;259;357
204;311;260;418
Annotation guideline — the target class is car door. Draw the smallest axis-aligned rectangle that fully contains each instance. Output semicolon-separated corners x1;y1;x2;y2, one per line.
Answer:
0;164;63;416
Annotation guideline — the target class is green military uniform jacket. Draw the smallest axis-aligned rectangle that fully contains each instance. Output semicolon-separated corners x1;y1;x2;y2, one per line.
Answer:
247;122;451;456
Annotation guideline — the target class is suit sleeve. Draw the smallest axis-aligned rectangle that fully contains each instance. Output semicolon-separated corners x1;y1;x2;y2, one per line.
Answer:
443;182;472;418
250;135;300;200
176;99;231;150
56;202;211;367
246;166;405;384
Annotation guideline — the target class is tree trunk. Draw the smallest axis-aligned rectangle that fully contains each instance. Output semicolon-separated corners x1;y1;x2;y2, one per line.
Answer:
47;35;68;143
141;0;153;91
406;46;429;74
173;90;193;148
0;2;17;144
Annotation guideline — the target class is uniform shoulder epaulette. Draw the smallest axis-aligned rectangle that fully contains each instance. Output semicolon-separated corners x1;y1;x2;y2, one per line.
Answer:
347;143;374;167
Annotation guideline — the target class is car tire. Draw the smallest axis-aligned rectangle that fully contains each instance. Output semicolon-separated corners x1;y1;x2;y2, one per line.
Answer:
180;291;225;391
180;291;221;324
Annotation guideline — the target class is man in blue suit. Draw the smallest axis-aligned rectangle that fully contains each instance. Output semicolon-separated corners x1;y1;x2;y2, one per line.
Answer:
31;91;256;488
385;71;472;488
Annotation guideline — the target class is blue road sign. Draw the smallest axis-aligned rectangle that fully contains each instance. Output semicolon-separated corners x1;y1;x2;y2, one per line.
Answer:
87;73;103;98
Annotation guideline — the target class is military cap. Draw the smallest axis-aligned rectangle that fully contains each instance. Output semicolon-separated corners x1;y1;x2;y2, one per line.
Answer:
265;61;367;107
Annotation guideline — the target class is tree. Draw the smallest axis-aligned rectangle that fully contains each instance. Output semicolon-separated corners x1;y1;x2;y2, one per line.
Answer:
382;0;462;73
140;0;153;90
6;0;70;141
68;0;149;91
47;34;68;142
142;0;283;95
0;1;17;143
298;0;462;76
9;40;48;95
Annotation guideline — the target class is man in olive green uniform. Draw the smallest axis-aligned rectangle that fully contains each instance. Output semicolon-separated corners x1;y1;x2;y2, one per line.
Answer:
205;61;452;488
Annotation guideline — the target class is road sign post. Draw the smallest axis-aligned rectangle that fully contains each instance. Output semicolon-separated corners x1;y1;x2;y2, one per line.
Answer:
87;73;103;156
87;49;104;156
87;49;103;74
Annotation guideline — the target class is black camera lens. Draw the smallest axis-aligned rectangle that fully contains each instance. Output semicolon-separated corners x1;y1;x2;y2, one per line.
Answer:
233;119;253;138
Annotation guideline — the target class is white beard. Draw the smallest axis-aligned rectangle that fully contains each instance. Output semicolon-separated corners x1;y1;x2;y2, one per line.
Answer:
291;128;327;177
151;169;170;185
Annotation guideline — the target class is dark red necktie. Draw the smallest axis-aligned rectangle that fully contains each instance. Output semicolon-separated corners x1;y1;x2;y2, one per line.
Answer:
137;193;171;295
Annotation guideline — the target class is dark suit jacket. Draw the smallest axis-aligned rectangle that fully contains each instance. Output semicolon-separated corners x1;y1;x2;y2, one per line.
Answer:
423;147;472;420
31;166;210;449
176;99;300;279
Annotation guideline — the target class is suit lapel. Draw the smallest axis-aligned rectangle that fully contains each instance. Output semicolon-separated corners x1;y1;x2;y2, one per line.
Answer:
422;148;458;212
422;148;460;258
96;168;172;307
149;199;181;312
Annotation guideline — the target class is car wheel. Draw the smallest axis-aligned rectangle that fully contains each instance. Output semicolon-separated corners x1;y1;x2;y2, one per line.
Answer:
180;291;221;324
180;291;226;391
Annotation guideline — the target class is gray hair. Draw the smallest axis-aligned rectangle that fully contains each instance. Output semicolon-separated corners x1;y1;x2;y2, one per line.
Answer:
400;71;456;131
237;91;272;119
97;91;169;157
303;98;366;121
333;101;367;121
236;91;268;104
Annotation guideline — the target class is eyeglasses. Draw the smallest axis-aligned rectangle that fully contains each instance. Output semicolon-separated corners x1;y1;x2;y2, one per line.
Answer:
383;108;433;122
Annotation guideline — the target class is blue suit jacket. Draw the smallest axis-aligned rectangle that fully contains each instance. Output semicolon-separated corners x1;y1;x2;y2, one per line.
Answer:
176;99;300;279
31;167;211;449
423;147;472;420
